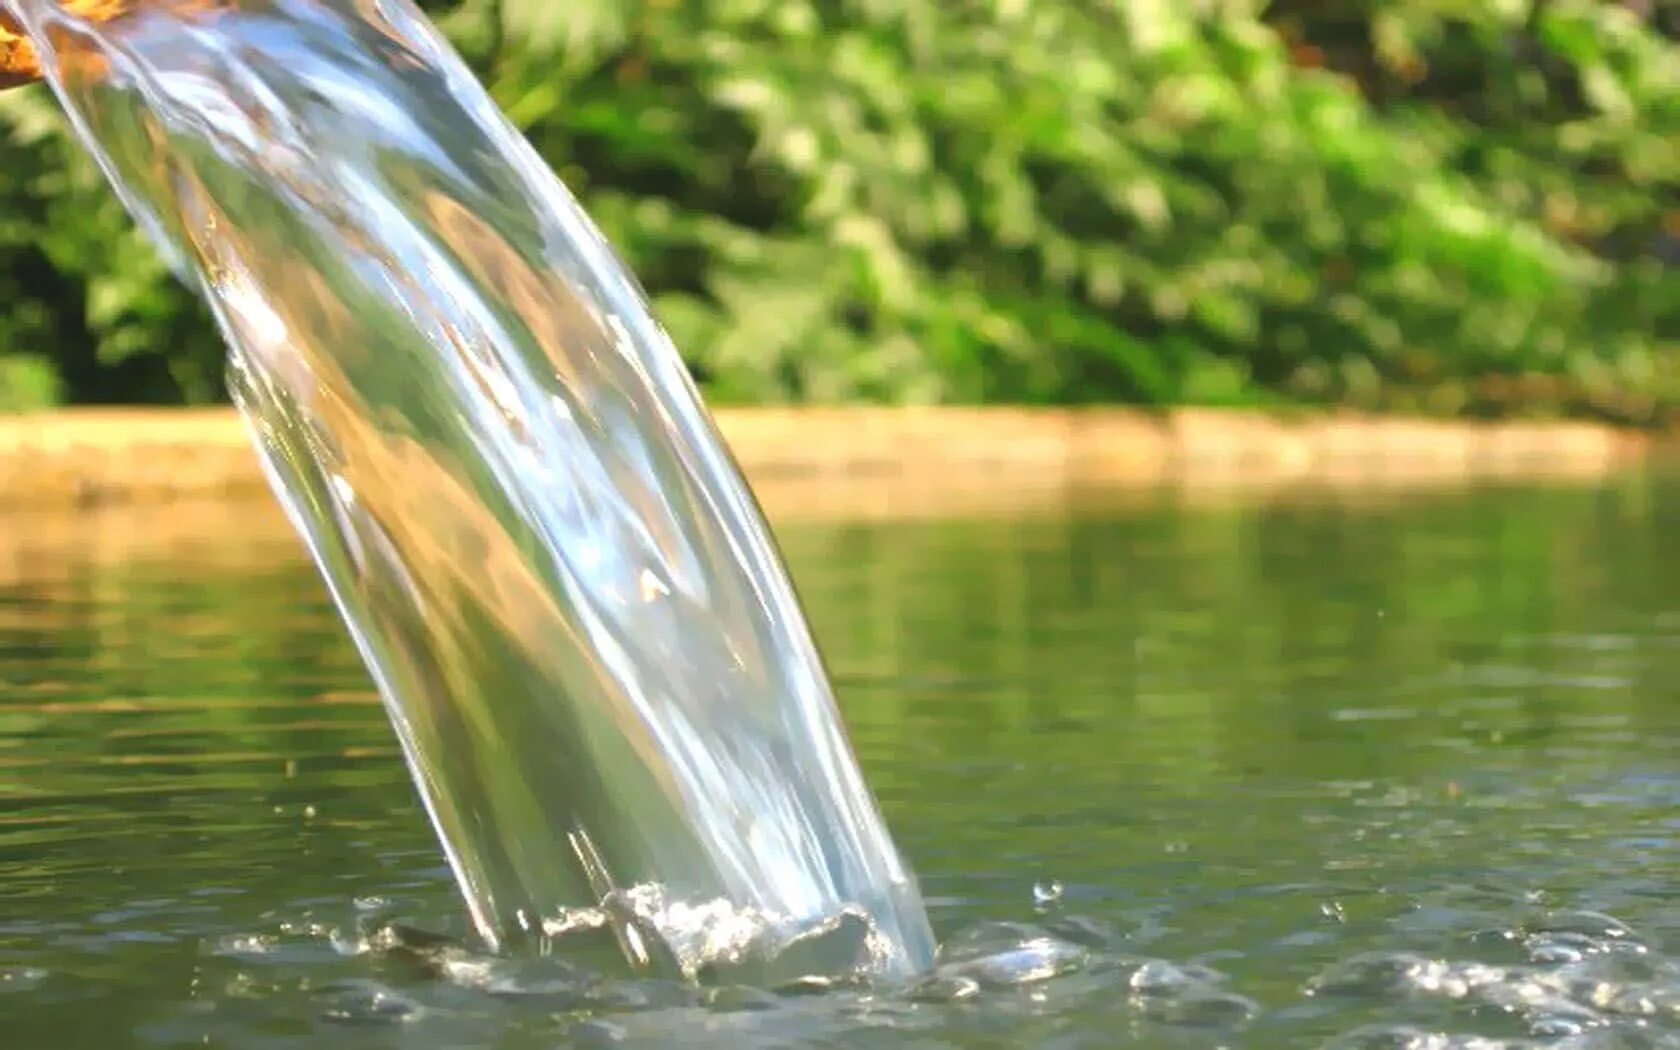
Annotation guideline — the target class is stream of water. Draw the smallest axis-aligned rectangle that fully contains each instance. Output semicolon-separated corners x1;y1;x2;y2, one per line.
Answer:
3;0;933;980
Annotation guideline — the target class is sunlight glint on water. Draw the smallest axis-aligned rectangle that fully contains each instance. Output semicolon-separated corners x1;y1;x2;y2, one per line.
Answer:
5;0;933;978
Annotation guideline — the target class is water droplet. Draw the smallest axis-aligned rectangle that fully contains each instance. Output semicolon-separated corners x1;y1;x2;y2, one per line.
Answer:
1129;959;1195;994
908;973;982;1002
1307;951;1432;997
776;975;837;996
1138;990;1260;1028
212;933;276;957
0;967;45;993
638;569;670;602
1530;1014;1588;1038
318;981;420;1025
954;937;1088;987
567;1019;628;1047
703;985;780;1013
1528;942;1583;965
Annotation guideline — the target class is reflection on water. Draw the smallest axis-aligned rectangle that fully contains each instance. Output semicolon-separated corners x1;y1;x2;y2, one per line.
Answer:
3;473;1680;1047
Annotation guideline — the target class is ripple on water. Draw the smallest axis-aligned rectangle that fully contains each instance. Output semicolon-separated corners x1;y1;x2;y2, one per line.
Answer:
1324;1026;1680;1049
1308;909;1680;1046
208;912;1263;1046
318;979;423;1026
50;885;1680;1049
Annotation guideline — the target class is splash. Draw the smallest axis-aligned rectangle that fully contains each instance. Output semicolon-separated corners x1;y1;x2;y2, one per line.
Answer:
6;0;932;977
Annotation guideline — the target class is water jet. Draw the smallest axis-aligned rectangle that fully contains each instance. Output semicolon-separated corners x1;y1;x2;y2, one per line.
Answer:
1;0;934;981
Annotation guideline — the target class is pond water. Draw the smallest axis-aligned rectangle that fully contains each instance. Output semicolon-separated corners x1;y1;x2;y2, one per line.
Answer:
2;472;1679;1049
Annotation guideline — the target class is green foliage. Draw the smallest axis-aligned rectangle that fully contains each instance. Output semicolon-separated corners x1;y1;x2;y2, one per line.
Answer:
0;84;223;406
1;0;1678;418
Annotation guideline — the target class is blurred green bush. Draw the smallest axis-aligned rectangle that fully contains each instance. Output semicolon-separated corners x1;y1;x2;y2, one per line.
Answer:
1;0;1677;420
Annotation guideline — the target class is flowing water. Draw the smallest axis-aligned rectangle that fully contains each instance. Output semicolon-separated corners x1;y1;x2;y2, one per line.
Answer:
2;473;1679;1048
2;0;931;979
7;1;1680;1046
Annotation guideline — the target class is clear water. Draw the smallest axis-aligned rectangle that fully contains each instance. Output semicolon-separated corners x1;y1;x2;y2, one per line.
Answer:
3;0;930;977
3;473;1679;1047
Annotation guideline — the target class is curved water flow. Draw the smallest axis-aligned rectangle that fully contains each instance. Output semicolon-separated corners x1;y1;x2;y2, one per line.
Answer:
4;0;933;979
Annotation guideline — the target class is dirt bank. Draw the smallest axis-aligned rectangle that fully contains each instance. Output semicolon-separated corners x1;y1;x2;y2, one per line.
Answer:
0;406;1651;511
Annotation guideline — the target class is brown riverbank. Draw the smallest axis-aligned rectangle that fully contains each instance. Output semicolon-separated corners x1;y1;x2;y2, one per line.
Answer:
0;406;1662;583
0;406;1655;513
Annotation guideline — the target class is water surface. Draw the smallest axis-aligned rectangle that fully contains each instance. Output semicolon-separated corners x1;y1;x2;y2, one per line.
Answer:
3;472;1680;1048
